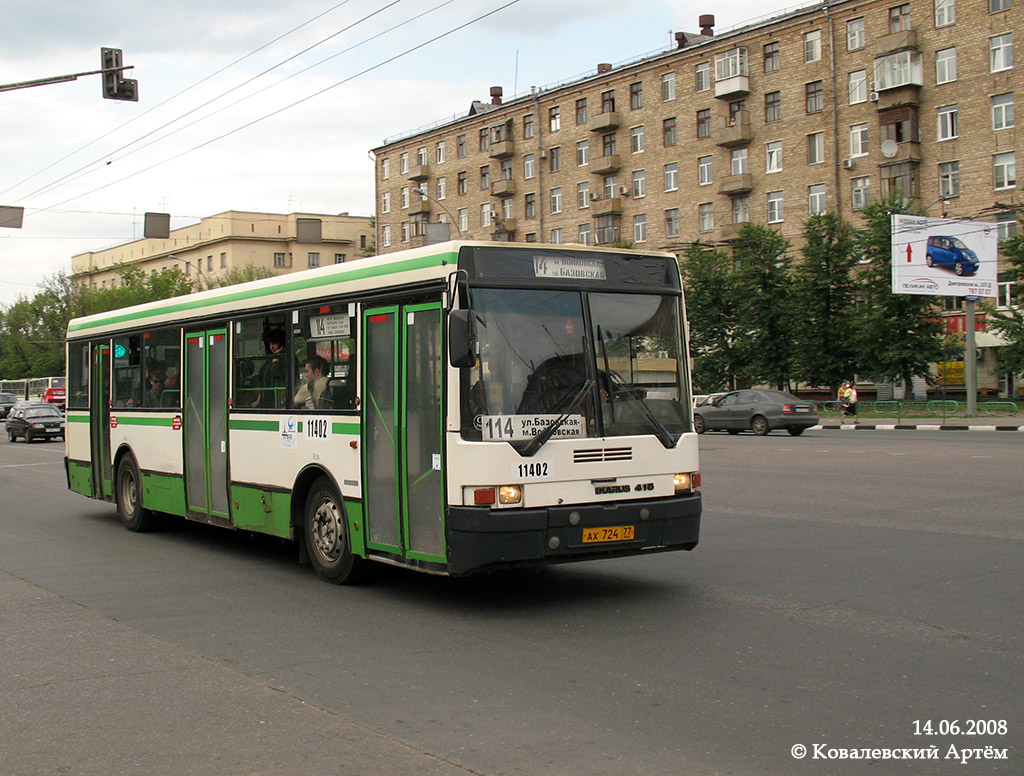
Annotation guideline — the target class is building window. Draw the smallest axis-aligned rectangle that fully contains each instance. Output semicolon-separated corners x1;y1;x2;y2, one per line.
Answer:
806;81;823;113
416;146;427;166
481;204;492;228
849;70;867;104
632;169;646;198
497;159;510;181
851;177;871;210
938;161;960;198
478;129;489;152
992;93;1015;129
381;158;390;179
697;109;711;138
399;152;409;174
523;115;534;140
664;163;679;191
767;191;784;223
334;253;345;264
994;152;1016;189
380;226;391;248
576;98;588;124
882;117;916;144
695;62;710;91
996;211;1018;241
699;202;714;233
576;140;589;166
480;166;490;190
602;132;617;156
458;209;468;232
804;30;822;62
937;105;958;140
457;171;467;195
698;155;714;184
765;141;782;173
549;147;561;173
847;18;865;50
662;71;676;101
603;175;618;199
808;132;825;164
502;198;514;222
889;4;911;34
274;252;286;267
630;126;644;153
765;91;781;122
990;0;1011;11
308;252;320;267
934;0;956;27
524;154;535;179
436;141;446;164
665;208;680;237
764;42;780;73
381;192;390;214
808;185;827;215
633;213;647;242
875;50;923;89
551;228;563;244
577;223;590;245
525;193;536;218
630;81;643;110
732;196;750;223
991;34;1013;72
400;186;409;209
936;48;957;84
663;118;677;146
730;148;748;175
550;187;562;214
601;89;616;113
577;181;589;209
715;47;748;81
549;106;561;132
850;123;869;157
882;162;917;197
437;177;447;199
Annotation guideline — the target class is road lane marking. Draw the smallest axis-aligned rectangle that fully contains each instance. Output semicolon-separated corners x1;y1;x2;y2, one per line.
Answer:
0;462;62;468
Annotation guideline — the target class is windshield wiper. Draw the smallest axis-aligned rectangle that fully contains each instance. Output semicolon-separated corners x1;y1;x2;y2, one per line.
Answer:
625;391;678;449
516;379;595;457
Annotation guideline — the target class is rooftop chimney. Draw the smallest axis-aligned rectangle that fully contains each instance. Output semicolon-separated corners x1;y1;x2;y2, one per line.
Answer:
597;63;613;74
699;14;715;36
490;86;503;105
675;31;688;48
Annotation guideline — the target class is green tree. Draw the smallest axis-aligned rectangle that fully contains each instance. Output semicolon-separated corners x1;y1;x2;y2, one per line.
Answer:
853;193;944;393
679;243;741;392
791;212;861;396
731;222;794;389
986;216;1024;377
205;264;275;288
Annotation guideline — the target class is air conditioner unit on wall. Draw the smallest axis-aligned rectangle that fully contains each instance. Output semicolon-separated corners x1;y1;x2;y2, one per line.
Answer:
589;192;600;201
618;185;630;196
869;91;879;102
842;158;856;170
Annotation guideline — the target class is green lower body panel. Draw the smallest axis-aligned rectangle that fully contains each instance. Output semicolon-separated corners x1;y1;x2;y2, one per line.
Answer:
141;471;187;517
230;485;292;539
68;460;93;498
345;499;366;557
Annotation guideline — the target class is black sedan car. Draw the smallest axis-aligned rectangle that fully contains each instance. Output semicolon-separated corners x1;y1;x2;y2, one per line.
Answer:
693;389;819;436
6;403;66;442
0;392;17;419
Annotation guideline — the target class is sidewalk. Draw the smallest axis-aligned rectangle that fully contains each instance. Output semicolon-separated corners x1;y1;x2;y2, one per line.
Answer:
814;415;1024;431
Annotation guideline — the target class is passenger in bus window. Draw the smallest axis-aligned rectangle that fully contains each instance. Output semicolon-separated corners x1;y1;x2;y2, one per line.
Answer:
143;366;166;408
294;355;332;409
249;329;286;408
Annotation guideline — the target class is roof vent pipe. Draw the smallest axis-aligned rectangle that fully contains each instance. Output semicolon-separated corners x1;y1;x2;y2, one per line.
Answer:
699;14;715;36
490;86;503;105
597;63;612;74
675;31;688;48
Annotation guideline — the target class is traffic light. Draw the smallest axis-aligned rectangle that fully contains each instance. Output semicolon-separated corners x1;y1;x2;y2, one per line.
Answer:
101;47;138;102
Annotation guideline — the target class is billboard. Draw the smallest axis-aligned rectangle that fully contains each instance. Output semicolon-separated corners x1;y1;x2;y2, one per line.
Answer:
891;215;998;297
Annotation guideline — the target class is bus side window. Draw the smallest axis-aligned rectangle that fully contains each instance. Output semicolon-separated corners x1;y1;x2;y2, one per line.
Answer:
234;315;288;409
143;328;181;409
67;342;90;410
112;335;143;407
297;303;357;411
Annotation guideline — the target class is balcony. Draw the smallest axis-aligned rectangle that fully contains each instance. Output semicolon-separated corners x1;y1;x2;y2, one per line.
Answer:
591;155;621;174
407;164;430;181
489;140;514;159
876;28;917;55
491;179;516;198
407;198;430;215
879;141;922;165
876;84;921;111
492;218;517;236
588;111;620;132
592;198;623;216
718;173;753;196
716;111;752;147
720;222;745;241
714;75;749;99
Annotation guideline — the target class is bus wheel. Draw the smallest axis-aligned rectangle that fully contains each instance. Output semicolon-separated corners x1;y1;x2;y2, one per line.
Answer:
116;456;158;532
305;476;366;584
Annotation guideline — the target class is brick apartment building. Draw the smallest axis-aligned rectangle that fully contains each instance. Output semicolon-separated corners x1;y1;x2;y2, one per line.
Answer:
371;0;1020;261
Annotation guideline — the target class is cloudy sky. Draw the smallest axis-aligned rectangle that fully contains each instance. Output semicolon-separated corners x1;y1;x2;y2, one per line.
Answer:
0;0;797;305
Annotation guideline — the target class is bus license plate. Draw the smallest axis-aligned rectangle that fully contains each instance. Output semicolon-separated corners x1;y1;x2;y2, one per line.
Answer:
581;525;635;543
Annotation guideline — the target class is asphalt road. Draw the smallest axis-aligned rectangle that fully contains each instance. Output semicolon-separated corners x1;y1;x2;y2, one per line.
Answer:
0;431;1021;775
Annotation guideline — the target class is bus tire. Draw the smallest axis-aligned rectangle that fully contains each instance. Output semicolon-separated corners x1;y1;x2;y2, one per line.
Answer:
116;456;158;532
304;476;367;584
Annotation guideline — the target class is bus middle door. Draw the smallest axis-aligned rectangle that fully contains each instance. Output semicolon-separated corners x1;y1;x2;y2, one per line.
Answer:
362;303;445;565
183;330;231;525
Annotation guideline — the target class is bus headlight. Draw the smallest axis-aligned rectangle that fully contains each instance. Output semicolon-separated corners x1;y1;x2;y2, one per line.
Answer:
498;485;522;505
674;472;700;493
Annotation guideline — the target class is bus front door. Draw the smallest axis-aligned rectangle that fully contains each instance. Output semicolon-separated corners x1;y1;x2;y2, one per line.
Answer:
184;330;230;525
89;342;112;499
363;303;445;565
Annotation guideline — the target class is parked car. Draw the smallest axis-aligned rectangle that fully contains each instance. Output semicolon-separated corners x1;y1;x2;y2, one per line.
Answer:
0;392;17;419
6;404;65;442
926;236;979;276
693;389;819;436
693;392;726;408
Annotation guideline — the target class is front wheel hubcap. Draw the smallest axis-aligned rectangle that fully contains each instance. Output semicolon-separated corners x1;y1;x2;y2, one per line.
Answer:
311;499;343;562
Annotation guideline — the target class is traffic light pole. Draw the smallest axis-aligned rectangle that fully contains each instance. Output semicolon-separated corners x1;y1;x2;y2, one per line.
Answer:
0;48;136;101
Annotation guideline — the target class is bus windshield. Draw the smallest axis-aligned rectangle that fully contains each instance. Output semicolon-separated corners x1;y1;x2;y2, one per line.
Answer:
461;288;688;445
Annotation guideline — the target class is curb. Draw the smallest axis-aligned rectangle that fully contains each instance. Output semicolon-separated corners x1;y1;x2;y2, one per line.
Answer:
813;423;1024;432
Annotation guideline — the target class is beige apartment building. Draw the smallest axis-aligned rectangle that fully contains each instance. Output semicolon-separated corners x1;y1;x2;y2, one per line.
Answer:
371;0;1020;260
71;211;374;289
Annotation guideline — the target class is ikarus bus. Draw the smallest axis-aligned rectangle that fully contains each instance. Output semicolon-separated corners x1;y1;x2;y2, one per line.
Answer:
65;241;701;583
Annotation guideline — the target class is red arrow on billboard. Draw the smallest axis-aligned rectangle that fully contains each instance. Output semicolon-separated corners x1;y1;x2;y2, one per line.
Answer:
906;244;913;263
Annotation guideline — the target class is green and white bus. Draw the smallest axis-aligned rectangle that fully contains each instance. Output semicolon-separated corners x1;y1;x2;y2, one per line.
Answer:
65;241;701;582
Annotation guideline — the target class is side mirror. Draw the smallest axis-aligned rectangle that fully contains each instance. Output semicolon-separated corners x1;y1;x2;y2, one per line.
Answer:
448;309;477;368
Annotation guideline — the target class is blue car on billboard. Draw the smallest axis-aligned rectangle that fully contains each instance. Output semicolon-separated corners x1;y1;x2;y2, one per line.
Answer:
926;236;979;276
